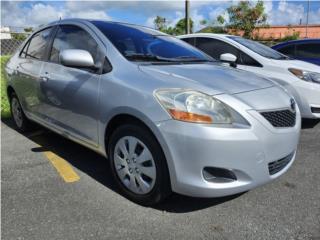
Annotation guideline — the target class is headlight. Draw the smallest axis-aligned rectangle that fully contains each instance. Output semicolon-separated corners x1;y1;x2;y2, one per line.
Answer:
154;89;249;126
289;68;320;84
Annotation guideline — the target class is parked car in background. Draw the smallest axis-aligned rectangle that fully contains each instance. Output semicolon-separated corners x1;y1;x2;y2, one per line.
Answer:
6;19;300;205
179;33;320;119
272;39;320;66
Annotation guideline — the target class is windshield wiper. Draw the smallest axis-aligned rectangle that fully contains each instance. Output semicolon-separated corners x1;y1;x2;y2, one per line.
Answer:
172;56;215;62
125;54;178;62
125;54;212;63
280;55;291;60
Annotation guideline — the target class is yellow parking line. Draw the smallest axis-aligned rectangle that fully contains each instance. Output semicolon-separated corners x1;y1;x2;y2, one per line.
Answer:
43;151;80;183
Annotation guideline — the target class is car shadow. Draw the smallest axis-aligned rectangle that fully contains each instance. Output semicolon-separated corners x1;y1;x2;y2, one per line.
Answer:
1;118;243;213
301;118;320;129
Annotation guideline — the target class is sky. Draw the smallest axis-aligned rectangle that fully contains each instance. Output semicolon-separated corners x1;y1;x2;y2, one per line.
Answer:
1;0;320;32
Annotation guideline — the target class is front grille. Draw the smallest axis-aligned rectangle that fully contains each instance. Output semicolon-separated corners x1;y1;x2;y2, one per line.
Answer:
260;109;296;128
268;152;294;175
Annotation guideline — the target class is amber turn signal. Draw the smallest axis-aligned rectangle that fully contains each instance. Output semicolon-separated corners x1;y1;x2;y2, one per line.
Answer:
168;109;213;124
289;68;303;78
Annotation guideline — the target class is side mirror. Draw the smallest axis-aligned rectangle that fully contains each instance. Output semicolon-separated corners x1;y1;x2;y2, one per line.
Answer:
60;49;95;68
220;53;237;67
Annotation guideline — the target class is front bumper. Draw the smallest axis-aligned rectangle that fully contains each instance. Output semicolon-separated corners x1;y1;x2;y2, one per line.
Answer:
157;108;301;198
292;80;320;118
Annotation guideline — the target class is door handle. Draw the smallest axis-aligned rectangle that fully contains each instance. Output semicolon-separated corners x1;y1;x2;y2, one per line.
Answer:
14;66;19;74
40;76;49;82
40;72;49;82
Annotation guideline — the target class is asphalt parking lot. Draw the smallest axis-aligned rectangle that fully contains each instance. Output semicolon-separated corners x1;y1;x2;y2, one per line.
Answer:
1;118;320;240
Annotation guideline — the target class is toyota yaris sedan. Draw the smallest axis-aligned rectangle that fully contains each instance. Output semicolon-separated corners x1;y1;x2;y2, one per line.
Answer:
5;19;300;206
179;33;320;119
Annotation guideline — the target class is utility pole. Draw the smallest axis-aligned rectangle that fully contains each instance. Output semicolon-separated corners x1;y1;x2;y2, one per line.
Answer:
305;0;310;38
185;0;190;34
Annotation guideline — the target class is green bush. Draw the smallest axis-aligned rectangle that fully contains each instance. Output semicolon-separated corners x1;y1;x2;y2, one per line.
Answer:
1;56;11;118
279;31;300;42
198;26;227;34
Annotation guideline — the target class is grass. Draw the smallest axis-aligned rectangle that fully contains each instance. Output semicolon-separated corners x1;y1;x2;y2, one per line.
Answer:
1;55;11;118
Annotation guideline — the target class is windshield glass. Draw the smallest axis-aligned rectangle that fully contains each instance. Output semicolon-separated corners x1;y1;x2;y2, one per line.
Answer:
91;21;212;62
228;36;289;60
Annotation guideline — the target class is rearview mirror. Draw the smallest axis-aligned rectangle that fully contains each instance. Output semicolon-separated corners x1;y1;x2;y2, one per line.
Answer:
220;53;237;67
60;49;95;68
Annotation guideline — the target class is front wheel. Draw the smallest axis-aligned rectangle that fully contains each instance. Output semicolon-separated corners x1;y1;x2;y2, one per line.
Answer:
108;124;171;206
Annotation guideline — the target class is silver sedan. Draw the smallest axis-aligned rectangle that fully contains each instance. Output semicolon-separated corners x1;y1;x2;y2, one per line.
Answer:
5;19;300;205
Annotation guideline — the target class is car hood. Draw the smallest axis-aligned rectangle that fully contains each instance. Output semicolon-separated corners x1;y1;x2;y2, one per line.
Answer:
271;59;320;72
138;63;274;95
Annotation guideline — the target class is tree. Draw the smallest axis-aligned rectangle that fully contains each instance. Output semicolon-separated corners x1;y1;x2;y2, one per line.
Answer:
217;15;225;25
218;1;267;38
200;19;207;26
153;16;193;35
24;27;33;33
11;27;33;41
198;26;227;34
154;16;167;32
11;33;27;41
174;18;194;35
197;17;227;34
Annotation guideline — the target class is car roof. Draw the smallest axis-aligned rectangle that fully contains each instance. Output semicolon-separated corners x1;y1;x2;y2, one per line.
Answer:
178;33;234;39
38;18;160;34
273;38;320;48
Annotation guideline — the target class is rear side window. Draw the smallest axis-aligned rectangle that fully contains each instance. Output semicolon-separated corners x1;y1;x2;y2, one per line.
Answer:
195;38;238;60
277;45;296;57
20;28;52;60
296;43;320;58
182;37;196;46
49;25;100;63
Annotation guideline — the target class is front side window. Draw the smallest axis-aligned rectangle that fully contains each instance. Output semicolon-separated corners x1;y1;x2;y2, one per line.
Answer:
193;38;261;67
21;27;52;60
238;51;262;67
195;38;238;60
50;25;99;64
91;21;211;62
277;44;296;57
228;36;289;60
296;43;320;58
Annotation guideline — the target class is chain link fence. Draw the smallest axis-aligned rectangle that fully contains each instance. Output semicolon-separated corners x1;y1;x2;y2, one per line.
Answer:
0;32;30;56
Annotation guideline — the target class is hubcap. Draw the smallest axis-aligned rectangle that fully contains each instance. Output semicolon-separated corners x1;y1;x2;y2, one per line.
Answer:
113;136;156;194
11;98;23;128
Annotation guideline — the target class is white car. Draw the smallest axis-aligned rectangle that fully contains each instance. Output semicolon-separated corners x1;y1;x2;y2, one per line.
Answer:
179;33;320;119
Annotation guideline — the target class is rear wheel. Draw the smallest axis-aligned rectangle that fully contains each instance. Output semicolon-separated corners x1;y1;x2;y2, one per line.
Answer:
10;93;32;132
108;123;171;206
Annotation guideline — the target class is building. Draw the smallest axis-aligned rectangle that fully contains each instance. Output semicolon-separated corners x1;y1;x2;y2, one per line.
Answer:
0;27;12;39
198;24;320;40
253;24;320;40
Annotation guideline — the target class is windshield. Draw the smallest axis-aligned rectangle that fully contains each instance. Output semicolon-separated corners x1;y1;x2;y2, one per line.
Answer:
228;36;289;60
91;21;212;63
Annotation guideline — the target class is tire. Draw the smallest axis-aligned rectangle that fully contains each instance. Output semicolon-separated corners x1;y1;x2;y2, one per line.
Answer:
9;92;32;132
108;123;171;206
